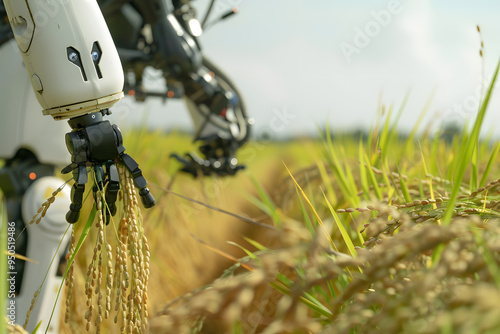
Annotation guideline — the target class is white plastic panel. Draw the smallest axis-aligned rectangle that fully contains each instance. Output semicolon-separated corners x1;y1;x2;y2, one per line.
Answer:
4;0;124;118
0;39;70;165
17;176;71;333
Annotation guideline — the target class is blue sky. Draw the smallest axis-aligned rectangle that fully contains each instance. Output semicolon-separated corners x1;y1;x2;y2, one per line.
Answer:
114;0;500;139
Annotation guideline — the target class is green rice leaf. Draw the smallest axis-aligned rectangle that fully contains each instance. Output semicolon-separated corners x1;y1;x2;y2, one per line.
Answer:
443;57;500;225
45;207;96;333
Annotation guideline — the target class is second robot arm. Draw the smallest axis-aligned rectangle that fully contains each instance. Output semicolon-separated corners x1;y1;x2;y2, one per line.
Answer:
101;0;252;176
3;0;155;223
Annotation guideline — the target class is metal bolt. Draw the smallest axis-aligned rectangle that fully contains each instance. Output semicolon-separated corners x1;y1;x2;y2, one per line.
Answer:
91;51;99;61
68;52;78;62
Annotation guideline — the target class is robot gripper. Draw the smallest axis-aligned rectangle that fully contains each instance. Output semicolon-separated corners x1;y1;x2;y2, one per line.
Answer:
61;109;155;223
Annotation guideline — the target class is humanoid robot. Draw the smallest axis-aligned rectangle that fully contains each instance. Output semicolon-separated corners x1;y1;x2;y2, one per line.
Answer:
0;0;250;332
1;0;155;331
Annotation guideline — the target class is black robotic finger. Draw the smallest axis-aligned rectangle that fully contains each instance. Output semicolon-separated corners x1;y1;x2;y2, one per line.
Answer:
64;164;88;223
120;153;155;208
64;111;155;217
66;183;86;224
170;152;245;177
170;153;203;177
104;164;120;221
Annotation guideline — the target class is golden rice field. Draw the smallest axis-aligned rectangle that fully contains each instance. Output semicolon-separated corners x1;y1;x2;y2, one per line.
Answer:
4;58;500;334
65;78;500;332
57;130;330;333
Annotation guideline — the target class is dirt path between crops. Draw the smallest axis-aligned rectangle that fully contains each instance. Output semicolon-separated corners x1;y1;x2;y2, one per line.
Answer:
144;156;292;315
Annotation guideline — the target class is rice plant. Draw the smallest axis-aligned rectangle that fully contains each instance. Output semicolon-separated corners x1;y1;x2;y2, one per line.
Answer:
3;35;500;334
147;57;500;333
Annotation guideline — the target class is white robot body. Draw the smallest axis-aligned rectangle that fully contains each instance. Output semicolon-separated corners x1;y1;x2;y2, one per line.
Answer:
3;0;124;119
0;39;69;165
15;177;70;333
184;97;231;141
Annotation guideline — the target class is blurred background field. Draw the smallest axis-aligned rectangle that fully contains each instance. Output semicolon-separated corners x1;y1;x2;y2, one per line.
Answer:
4;1;500;332
60;128;327;333
60;81;500;332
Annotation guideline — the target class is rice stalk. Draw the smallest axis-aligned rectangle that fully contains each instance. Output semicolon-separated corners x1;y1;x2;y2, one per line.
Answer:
26;181;68;226
442;56;500;225
57;165;151;333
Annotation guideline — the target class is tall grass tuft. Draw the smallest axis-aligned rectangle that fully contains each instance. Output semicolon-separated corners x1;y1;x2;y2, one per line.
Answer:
37;164;152;333
11;33;500;334
442;57;500;224
147;56;500;333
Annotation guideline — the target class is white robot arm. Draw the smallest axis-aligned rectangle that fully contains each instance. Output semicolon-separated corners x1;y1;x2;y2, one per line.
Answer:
1;5;72;332
101;0;252;176
4;0;124;119
1;1;155;331
0;37;69;165
3;0;155;224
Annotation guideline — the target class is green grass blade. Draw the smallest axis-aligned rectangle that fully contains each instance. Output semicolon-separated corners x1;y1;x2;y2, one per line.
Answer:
404;89;435;153
227;241;257;260
246;194;279;224
368;93;383;158
380;158;395;204
250;176;277;214
322;190;358;259
341;146;360;204
268;281;333;317
232;320;243;334
479;139;500;187
378;104;394;162
324;124;356;203
294;189;316;237
45;207;97;333
445;134;463;182
386;165;403;203
472;227;500;288
283;162;340;253
302;292;333;316
359;139;370;200
470;144;478;192
242;237;268;251
430;128;442;176
398;168;412;203
419;142;436;204
249;176;280;225
316;161;338;208
31;321;42;334
363;149;382;200
385;88;411;162
442;57;500;224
